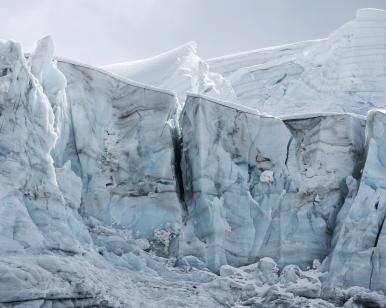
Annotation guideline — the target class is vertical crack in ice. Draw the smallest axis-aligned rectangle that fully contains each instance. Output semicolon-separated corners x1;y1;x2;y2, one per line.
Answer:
369;205;386;289
171;122;188;221
285;136;293;167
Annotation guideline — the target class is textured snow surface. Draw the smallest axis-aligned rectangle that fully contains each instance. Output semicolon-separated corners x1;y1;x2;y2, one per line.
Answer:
208;8;386;117
101;42;236;110
3;8;386;307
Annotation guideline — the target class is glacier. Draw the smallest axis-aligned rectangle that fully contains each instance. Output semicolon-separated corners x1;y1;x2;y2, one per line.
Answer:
1;7;386;308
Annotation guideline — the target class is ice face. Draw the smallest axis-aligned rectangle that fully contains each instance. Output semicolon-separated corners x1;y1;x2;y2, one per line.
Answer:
324;110;386;291
29;36;70;167
57;59;183;242
0;39;90;252
177;94;365;271
0;39;95;303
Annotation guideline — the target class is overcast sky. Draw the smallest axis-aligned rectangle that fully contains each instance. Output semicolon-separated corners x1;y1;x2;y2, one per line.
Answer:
1;0;386;66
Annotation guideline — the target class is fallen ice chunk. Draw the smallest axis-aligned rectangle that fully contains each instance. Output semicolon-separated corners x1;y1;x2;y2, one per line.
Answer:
260;170;274;183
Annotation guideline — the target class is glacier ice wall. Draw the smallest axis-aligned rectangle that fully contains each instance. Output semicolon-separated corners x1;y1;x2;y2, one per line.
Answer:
57;59;183;243
0;38;89;253
324;109;386;291
177;94;366;272
0;38;97;303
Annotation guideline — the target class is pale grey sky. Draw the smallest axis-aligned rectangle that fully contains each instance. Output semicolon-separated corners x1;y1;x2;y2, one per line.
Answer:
1;0;386;66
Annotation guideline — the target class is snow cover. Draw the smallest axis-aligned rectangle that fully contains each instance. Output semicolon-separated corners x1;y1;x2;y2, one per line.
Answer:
208;8;386;117
101;42;236;110
2;8;386;308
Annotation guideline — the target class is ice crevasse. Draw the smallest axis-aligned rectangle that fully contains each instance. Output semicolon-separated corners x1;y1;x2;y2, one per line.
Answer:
2;7;386;307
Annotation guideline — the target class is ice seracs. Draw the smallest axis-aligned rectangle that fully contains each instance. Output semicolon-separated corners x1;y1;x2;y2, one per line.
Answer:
0;38;95;304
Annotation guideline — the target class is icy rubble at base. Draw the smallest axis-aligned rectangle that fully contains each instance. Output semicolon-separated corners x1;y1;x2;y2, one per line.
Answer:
3;8;386;308
3;253;386;307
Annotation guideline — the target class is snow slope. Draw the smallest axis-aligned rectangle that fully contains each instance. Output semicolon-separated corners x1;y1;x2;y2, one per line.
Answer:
101;42;236;109
207;8;386;117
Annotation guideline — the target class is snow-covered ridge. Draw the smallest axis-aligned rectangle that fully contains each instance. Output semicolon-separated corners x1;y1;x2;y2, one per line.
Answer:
206;8;386;117
101;41;237;109
281;112;367;121
185;92;266;117
57;56;176;96
206;39;320;77
3;8;386;307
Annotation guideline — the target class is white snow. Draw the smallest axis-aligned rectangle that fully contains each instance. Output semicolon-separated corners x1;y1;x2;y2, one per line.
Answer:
208;8;386;117
101;41;237;109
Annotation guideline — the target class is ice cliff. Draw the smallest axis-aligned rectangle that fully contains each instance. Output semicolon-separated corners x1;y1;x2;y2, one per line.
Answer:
2;7;386;308
177;94;365;273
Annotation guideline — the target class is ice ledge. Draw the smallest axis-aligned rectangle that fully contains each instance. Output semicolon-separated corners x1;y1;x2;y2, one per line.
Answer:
356;8;386;21
25;53;176;97
206;39;323;63
185;92;272;118
185;93;367;122
281;112;366;121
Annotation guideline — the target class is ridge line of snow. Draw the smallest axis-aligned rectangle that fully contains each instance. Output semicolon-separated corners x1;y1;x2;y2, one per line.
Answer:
206;39;324;63
185;92;273;118
185;93;367;121
281;112;367;121
53;56;177;97
101;41;197;69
